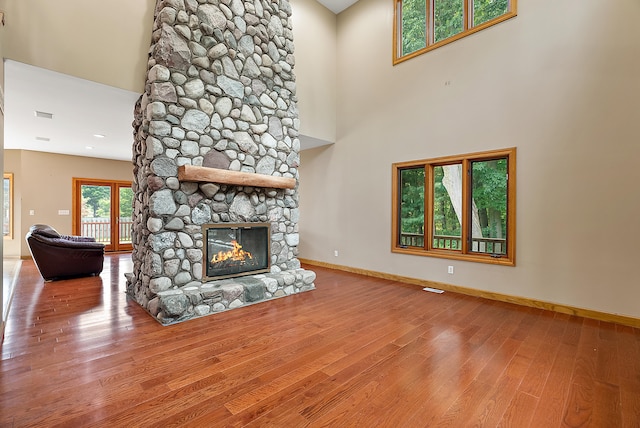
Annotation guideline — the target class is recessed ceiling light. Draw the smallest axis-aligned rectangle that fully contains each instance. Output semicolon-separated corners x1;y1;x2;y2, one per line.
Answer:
34;111;53;119
93;134;105;138
35;136;51;142
86;146;94;150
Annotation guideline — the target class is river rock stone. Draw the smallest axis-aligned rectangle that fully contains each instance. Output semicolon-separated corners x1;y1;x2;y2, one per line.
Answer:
127;0;315;326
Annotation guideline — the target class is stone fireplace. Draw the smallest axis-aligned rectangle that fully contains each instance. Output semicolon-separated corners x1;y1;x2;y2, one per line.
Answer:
126;0;315;325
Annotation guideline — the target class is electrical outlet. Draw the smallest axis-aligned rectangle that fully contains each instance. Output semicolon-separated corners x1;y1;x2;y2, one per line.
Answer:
447;266;454;274
334;250;339;257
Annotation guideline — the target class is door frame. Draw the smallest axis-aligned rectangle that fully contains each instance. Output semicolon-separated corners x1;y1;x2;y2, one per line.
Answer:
72;178;133;252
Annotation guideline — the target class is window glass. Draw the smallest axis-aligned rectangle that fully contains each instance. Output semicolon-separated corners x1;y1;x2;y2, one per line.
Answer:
434;0;464;43
433;164;462;249
81;184;112;245
470;158;508;255
119;186;133;245
401;0;427;56
473;0;509;27
399;167;425;247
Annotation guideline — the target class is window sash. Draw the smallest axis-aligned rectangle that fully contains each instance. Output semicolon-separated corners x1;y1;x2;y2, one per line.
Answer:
392;148;516;266
394;0;518;64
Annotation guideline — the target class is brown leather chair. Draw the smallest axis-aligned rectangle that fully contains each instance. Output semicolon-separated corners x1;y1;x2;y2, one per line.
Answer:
25;224;105;281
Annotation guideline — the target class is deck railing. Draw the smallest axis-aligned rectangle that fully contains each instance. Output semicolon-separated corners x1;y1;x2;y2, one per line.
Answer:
399;233;506;255
400;233;426;248
81;218;132;244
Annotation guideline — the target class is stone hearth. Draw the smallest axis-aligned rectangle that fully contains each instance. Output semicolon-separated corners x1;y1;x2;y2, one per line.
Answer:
126;0;315;325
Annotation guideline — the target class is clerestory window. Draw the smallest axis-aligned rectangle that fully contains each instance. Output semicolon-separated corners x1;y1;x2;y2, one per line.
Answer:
392;148;516;265
394;0;517;64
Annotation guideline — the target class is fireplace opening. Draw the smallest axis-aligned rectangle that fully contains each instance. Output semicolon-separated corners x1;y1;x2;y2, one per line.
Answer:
203;223;270;280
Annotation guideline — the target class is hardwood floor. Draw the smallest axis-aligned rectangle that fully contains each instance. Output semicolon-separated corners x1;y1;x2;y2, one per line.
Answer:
2;258;21;322
1;254;639;427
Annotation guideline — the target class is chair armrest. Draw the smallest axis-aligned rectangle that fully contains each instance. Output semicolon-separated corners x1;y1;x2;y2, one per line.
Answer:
60;235;97;243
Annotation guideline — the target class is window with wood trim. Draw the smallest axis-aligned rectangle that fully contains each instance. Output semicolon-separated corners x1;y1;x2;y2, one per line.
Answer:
393;0;517;64
3;173;13;239
392;148;516;265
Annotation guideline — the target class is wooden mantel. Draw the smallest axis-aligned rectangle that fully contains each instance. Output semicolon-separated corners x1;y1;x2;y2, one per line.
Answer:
178;165;296;189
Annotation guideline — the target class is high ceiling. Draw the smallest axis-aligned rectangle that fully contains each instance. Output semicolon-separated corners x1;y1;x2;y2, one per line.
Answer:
3;0;352;161
4;60;141;162
318;0;358;14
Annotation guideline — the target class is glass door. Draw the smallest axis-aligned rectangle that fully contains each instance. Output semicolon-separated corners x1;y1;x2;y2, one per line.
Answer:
73;178;133;252
117;185;133;249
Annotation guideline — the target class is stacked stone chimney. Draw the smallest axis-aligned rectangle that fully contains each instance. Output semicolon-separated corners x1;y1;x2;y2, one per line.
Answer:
126;0;315;325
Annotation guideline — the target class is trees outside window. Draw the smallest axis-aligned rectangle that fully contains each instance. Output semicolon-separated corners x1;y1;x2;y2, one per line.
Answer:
433;164;462;249
399;167;425;247
400;0;427;57
394;0;517;63
392;148;516;266
434;0;464;43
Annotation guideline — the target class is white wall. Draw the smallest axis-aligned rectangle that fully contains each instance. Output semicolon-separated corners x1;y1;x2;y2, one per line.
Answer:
0;0;154;93
292;0;337;145
299;0;640;318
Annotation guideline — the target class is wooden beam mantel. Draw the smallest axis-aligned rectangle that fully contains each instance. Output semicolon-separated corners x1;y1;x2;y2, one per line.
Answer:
178;165;296;189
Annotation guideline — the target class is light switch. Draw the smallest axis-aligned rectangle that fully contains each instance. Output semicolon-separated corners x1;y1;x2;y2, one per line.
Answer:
58;210;70;215
29;210;35;216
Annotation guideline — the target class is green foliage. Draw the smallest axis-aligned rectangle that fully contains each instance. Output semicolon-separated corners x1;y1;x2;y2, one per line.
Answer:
396;152;511;257
434;0;464;43
399;168;425;235
82;185;111;218
119;187;133;218
401;0;427;55
399;160;506;235
433;166;461;237
400;0;510;55
474;0;509;27
472;159;507;239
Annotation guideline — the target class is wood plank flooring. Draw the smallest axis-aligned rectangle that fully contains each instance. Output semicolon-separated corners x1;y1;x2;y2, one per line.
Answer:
1;254;640;427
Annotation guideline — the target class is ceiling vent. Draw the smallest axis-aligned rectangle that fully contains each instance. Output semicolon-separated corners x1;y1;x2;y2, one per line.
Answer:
35;136;51;142
34;110;53;119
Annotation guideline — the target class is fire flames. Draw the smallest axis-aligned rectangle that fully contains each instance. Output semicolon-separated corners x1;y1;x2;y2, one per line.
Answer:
211;240;253;264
